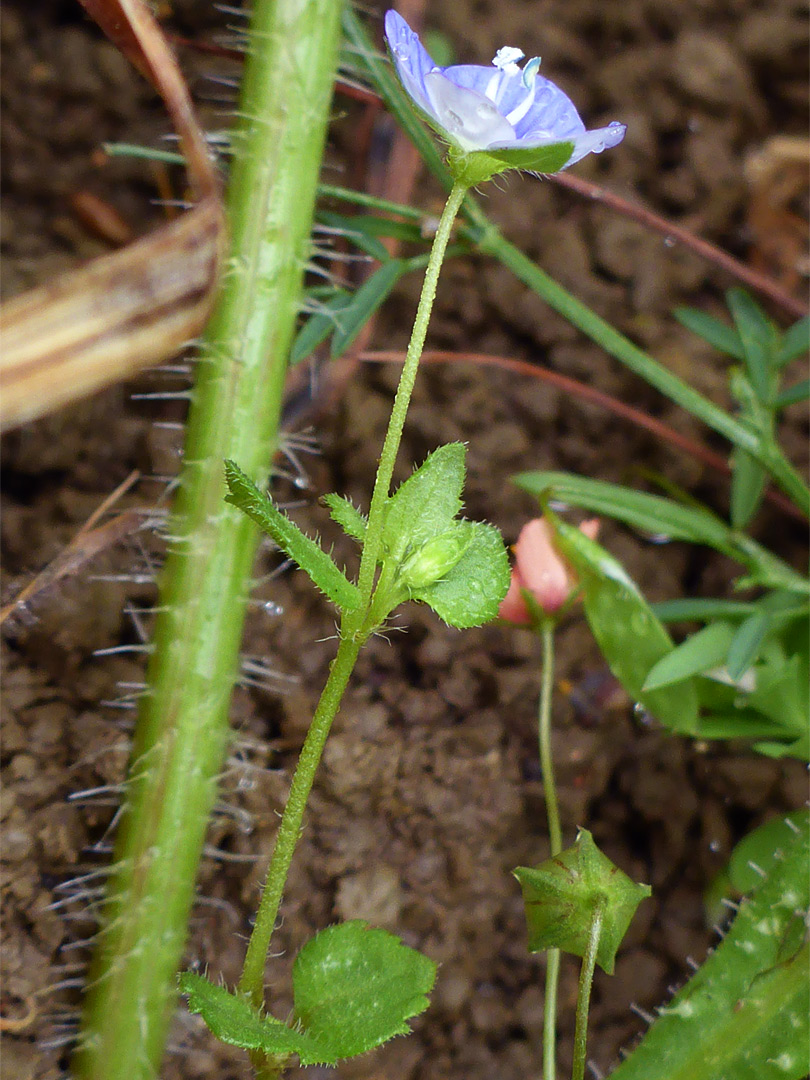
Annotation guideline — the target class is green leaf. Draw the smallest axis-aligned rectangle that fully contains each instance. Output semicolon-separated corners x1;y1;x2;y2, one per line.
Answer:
706;809;810;921
291;290;352;365
674;306;745;360
775;378;810;408
514;471;807;593
291;921;437;1064
730;447;767;528
514;829;651;975
551;517;700;733
318;210;425;248
775;314;810;367
515;471;733;548
382;443;466;562
322;492;367;542
317;211;394;263
330;260;406;358
179;974;308;1058
726;288;778;402
747;653;809;757
409;520;510;628
643;622;735;691
609;815;810;1080
652;598;759;622
726;610;771;681
318;183;427;223
224;460;361;612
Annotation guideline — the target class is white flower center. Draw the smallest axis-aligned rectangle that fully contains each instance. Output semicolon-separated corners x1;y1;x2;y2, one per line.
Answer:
424;70;516;151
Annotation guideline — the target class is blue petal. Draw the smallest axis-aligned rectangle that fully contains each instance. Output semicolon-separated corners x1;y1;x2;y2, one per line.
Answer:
509;77;586;142
384;10;439;121
565;122;627;166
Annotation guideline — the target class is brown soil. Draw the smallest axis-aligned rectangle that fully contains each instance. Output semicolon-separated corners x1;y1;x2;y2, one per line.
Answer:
1;2;807;1079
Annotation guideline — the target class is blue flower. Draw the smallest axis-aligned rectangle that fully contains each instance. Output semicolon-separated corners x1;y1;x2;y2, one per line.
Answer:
384;10;625;183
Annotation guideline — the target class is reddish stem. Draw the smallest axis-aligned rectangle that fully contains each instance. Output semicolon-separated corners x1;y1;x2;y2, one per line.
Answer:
361;348;805;522
548;172;807;322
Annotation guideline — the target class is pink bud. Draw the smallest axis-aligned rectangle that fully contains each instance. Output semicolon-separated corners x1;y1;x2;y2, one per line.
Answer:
498;517;600;624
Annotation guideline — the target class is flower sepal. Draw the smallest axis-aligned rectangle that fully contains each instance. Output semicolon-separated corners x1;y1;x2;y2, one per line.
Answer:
447;141;575;186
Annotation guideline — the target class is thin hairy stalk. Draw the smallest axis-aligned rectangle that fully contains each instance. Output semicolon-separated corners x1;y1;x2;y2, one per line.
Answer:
354;180;469;605
75;1;343;1076
238;179;470;1006
539;620;562;1080
571;895;607;1080
239;633;363;1006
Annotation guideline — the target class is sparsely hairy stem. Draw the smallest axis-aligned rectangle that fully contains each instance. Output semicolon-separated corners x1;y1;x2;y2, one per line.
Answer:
75;1;344;1076
538;620;561;1080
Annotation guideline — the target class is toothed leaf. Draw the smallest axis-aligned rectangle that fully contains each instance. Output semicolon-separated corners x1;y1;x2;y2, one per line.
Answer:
322;492;367;542
179;974;309;1058
224;460;360;612
382;443;466;561
291;921;437;1064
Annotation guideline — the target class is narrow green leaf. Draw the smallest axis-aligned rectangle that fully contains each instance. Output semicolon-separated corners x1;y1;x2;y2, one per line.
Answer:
726;610;771;681
776;314;810;367
291;290;352;365
321;492;367;542
643;622;735;691
514;829;651;975
515;471;733;549
609;818;810;1080
652;598;759;622
318;210;425;247
317;182;428;222
726;288;777;401
674;306;745;360
747;654;809;754
224;460;361;612
515;471;807;592
552;518;700;733
291;921;437;1064
775;378;810;408
730;448;767;528
317;211;392;263
382;443;466;561
103;142;188;166
331;259;406;358
410;520;510;628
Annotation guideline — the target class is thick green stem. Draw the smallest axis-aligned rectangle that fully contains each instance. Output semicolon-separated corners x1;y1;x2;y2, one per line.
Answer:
75;2;343;1077
238;632;363;1006
538;619;561;1080
571;895;606;1080
354;181;469;604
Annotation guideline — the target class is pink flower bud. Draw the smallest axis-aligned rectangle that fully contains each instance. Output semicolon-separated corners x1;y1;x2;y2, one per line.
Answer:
499;517;599;624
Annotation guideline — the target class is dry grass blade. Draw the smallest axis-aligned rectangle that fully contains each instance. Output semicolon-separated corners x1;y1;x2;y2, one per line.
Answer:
0;0;226;432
